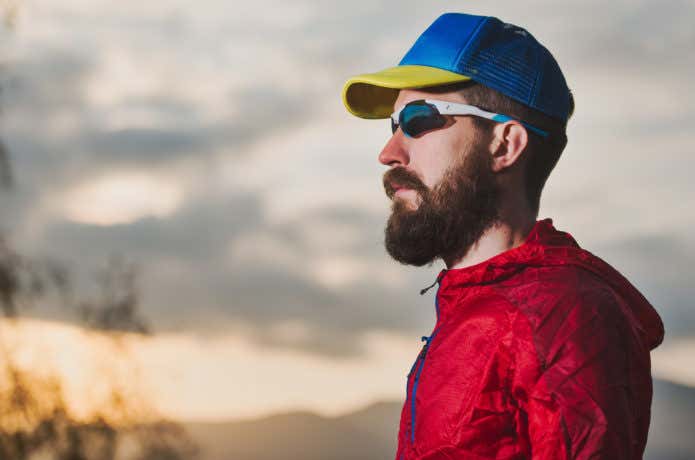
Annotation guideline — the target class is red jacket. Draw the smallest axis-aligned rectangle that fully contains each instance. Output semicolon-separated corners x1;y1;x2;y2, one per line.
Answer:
395;218;665;460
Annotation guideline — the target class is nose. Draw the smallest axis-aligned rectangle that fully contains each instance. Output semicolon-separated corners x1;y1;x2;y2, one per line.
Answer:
378;131;410;167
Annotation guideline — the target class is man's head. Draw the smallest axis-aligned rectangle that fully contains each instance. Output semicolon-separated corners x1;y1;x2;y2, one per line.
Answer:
342;13;573;266
380;86;503;266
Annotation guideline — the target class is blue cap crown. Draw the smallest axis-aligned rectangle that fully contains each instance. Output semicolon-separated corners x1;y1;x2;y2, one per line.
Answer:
400;13;570;121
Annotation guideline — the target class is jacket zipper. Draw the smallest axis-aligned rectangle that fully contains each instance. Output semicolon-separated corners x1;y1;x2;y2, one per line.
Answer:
408;269;447;446
409;330;439;444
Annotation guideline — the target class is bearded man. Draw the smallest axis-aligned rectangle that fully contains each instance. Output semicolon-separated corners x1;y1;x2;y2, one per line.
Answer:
342;13;664;460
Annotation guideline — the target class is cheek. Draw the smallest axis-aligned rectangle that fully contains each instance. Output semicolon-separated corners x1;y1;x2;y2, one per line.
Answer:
415;140;459;189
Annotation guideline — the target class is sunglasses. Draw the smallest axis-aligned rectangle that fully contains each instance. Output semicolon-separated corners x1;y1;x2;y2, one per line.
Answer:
390;99;549;139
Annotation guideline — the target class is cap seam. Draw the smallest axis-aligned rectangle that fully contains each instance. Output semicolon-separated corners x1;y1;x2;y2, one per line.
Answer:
529;47;544;111
451;16;489;72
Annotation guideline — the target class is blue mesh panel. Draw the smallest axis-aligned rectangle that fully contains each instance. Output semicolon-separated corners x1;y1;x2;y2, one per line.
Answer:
397;13;570;121
400;14;486;72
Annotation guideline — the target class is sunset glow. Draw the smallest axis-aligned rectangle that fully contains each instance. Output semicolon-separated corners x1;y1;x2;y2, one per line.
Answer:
60;172;184;226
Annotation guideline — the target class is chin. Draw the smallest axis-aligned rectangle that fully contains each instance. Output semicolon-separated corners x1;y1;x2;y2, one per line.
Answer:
398;200;419;212
393;194;421;211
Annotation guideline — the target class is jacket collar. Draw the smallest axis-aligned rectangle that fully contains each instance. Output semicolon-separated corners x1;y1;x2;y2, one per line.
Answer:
435;217;565;289
430;217;664;350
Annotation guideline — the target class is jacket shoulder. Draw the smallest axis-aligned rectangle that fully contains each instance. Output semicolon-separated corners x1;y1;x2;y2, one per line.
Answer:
491;264;627;367
493;263;620;316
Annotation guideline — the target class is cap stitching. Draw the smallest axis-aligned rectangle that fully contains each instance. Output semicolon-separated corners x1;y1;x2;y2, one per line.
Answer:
451;16;490;71
529;46;544;111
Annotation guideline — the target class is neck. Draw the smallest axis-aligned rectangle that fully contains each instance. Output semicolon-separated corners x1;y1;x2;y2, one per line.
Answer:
444;213;536;270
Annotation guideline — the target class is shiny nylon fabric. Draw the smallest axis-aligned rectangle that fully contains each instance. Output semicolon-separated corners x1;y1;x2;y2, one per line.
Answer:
395;218;665;460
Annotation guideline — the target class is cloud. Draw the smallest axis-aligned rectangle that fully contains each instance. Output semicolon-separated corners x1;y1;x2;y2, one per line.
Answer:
0;316;419;420
0;0;692;361
27;196;436;357
592;232;695;339
567;0;695;72
651;337;695;388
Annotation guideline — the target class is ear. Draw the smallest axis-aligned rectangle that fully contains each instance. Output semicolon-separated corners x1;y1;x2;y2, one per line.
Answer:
489;121;528;173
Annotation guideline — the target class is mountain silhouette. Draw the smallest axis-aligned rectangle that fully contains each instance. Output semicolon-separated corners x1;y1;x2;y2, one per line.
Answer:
184;378;694;460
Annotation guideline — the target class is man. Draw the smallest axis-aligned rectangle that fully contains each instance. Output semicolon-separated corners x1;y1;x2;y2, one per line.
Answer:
342;13;664;460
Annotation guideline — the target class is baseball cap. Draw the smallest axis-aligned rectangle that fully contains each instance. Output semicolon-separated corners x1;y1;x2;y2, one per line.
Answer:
342;13;571;122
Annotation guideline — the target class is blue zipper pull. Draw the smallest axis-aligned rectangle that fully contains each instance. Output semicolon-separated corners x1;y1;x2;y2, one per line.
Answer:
408;336;432;377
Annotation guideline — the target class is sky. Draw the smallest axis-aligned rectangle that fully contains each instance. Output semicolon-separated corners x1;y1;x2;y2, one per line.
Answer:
0;0;693;421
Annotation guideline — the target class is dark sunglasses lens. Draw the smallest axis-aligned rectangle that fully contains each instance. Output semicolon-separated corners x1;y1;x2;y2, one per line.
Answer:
391;118;398;134
400;103;446;137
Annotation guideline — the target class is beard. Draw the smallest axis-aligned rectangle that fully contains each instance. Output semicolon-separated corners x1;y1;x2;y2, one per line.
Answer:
382;145;501;267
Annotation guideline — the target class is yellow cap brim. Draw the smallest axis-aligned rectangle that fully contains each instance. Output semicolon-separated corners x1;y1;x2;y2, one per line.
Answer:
342;65;472;119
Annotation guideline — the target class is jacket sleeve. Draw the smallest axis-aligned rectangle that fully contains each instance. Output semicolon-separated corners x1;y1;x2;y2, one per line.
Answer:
511;289;647;460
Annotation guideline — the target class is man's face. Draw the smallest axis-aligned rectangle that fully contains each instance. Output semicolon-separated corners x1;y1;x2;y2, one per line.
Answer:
379;88;502;266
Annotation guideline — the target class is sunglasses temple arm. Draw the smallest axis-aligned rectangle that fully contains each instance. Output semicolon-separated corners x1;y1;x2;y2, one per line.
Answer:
491;114;549;138
429;101;549;138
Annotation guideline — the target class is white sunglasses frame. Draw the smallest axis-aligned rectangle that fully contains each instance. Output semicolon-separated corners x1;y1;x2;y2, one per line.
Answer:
391;99;549;138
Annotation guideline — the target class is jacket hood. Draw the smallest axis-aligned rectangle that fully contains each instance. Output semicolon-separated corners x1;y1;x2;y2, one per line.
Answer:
435;217;665;350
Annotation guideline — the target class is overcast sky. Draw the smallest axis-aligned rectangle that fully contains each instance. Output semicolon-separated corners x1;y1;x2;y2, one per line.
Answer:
0;0;693;420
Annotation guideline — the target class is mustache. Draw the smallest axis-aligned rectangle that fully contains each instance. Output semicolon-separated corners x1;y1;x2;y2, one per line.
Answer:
383;167;429;200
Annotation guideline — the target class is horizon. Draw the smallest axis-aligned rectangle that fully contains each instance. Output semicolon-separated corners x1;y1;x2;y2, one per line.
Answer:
0;0;693;434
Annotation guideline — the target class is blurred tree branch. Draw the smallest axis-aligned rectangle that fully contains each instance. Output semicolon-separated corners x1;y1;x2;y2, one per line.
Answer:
79;256;150;335
0;139;12;189
0;7;198;457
